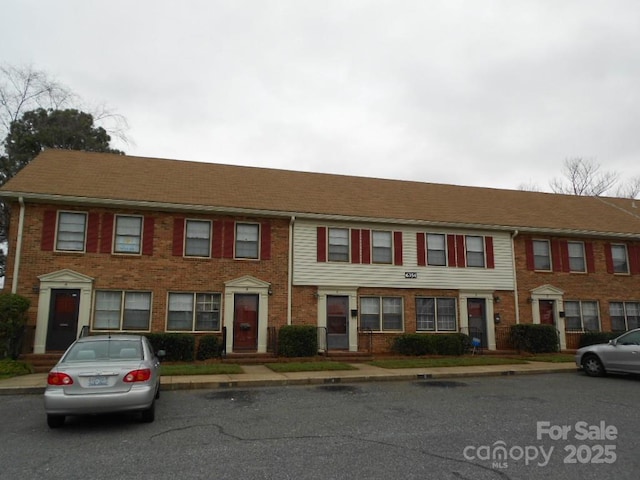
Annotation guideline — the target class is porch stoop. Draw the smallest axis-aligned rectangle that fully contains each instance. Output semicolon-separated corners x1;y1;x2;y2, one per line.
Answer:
21;353;63;373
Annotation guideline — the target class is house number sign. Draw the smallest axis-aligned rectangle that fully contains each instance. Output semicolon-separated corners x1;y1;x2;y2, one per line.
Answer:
404;272;418;279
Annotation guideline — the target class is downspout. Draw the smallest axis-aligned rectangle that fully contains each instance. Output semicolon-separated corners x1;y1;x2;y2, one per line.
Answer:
287;215;295;325
11;197;26;294
511;229;520;324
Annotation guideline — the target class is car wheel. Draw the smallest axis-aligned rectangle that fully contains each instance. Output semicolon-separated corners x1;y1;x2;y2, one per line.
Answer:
141;401;155;423
47;414;65;428
582;354;605;377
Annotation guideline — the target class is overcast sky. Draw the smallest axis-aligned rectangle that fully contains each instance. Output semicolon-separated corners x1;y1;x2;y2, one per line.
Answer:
3;0;640;191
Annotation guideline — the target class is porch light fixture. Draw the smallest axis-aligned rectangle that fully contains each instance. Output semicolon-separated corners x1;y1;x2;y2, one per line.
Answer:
268;287;273;296
493;296;501;303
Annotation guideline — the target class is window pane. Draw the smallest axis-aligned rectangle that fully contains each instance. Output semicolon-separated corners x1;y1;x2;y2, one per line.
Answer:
436;298;456;331
360;297;380;330
115;216;142;253
328;228;349;262
236;224;259;258
382;297;402;330
568;242;586;272
168;293;193;331
533;240;551;270
612;245;629;273
94;291;121;329
372;231;392;264
57;212;87;251
416;298;435;331
609;302;626;331
564;301;581;330
195;293;221;331
626;302;640;330
581;301;599;331
186;220;211;257
123;292;150;330
466;236;485;267
427;234;446;266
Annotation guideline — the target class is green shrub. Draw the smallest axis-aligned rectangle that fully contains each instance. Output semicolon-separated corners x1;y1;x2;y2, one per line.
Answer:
391;334;435;355
278;325;317;357
145;333;195;361
196;335;223;360
579;331;620;348
510;324;559;353
0;358;33;377
0;293;31;360
391;333;470;356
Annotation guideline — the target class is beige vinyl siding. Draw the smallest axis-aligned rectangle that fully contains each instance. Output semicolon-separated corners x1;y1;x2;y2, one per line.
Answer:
293;221;515;290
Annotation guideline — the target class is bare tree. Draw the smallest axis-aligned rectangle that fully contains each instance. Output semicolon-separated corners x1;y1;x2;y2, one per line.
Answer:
616;175;640;199
517;180;541;192
549;158;618;196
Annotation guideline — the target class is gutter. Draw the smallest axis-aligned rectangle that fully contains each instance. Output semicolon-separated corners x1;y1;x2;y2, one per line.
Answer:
287;216;295;325
511;229;520;324
11;197;26;293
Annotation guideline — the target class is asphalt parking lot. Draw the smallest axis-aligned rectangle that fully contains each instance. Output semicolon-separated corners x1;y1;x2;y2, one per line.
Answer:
1;372;638;480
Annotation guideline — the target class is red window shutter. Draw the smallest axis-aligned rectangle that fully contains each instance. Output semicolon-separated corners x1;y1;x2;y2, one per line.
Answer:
351;229;361;264
456;235;466;267
361;229;371;264
41;210;57;251
393;231;403;265
172;218;184;256
260;222;271;260
524;238;534;270
630;245;640;275
317;227;327;262
212;221;223;258
585;242;595;273
559;240;570;272
100;213;114;254
86;213;100;253
551;240;562;272
485;236;494;269
604;243;614;274
223;221;235;258
142;217;154;255
417;232;426;266
447;234;457;267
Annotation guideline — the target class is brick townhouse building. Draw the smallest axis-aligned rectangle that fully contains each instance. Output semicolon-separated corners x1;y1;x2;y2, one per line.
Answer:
1;149;639;355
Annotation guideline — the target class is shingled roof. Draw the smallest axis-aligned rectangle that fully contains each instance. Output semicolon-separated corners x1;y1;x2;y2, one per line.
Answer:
2;149;640;237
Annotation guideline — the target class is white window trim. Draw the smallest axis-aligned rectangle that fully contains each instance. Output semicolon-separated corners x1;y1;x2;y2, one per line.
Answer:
113;214;144;255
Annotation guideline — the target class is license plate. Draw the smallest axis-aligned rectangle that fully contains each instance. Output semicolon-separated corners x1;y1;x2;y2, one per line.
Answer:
88;376;108;386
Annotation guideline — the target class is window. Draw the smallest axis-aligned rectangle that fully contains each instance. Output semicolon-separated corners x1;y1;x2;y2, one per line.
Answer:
568;242;586;272
93;291;151;331
533;240;551;271
56;212;87;251
185;220;211;257
609;302;640;331
611;244;629;274
360;297;403;331
427;234;446;266
372;231;392;264
564;301;600;331
167;292;221;331
114;215;142;254
235;223;259;259
328;228;349;262
416;297;457;331
466;236;485;267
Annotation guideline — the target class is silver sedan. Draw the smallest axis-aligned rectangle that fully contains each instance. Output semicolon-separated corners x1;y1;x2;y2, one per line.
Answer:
44;335;164;428
575;328;640;377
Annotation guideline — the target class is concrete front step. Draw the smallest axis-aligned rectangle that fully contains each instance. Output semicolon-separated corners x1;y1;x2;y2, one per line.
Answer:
21;353;63;373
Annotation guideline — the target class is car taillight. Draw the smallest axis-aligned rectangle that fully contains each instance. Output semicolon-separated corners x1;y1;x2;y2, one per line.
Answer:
48;372;74;386
123;369;151;383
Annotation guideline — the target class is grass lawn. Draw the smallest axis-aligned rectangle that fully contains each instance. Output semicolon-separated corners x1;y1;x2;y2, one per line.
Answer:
369;356;529;369
0;359;33;379
160;363;243;376
267;361;358;373
521;353;575;363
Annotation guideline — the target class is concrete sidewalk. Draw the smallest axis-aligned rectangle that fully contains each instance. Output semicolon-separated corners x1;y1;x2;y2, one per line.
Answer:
0;361;578;395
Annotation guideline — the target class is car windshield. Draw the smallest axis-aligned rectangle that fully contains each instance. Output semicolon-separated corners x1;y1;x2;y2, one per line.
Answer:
64;340;143;362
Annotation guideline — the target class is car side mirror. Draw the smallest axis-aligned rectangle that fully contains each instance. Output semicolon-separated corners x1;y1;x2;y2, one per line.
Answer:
608;339;617;346
157;350;166;361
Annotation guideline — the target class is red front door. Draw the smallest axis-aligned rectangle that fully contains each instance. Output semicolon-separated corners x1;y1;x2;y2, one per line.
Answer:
46;289;80;351
233;294;259;351
539;300;555;325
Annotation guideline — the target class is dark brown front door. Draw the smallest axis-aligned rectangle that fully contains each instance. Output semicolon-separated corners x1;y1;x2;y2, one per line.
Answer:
46;289;80;351
539;300;555;325
467;299;487;348
233;294;258;351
